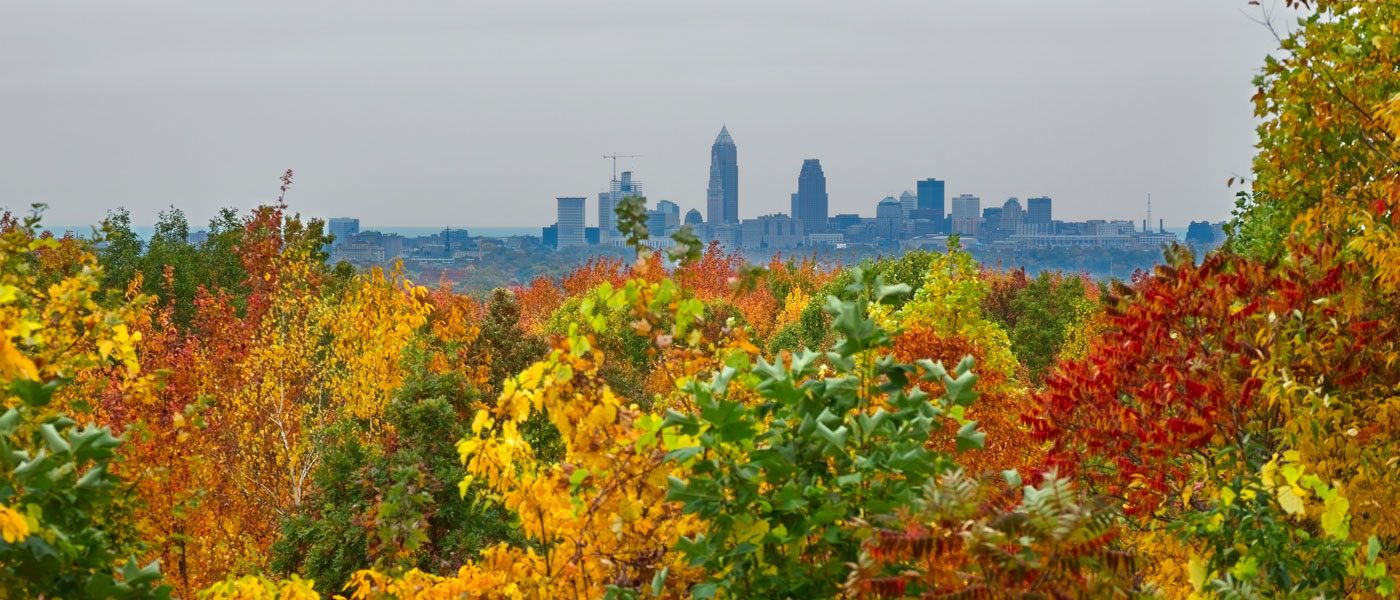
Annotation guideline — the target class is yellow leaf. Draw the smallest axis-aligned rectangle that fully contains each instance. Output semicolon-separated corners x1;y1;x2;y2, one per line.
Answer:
1277;485;1306;516
1187;553;1208;592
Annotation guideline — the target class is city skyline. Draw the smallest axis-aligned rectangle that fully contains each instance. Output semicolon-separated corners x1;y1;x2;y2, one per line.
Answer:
2;1;1288;228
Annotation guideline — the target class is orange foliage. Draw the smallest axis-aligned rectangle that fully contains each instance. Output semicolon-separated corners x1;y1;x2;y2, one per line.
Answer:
894;325;1038;477
674;242;744;301
562;256;631;296
513;275;564;336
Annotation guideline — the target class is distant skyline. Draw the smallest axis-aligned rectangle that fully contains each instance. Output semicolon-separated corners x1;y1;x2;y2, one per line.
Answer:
2;1;1290;228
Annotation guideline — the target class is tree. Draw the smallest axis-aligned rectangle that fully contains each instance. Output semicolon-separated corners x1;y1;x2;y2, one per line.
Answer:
0;212;171;598
663;268;989;599
272;370;519;596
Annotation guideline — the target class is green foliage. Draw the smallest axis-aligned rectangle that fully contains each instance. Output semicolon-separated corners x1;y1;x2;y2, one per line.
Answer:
1005;272;1090;382
480;288;549;397
98;208;144;293
546;286;657;403
97;204;333;327
0;379;171;599
272;371;518;595
479;288;558;461
614;195;652;253
662;269;984;598
1224;190;1290;261
1171;471;1358;599
666;225;703;265
792;251;935;352
765;323;801;355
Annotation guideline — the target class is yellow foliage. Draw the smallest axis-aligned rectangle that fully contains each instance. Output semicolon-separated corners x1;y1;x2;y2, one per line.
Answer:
314;264;432;423
0;504;29;544
199;574;321;600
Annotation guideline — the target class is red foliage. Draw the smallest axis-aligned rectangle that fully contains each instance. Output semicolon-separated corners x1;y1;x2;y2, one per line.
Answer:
980;265;1028;327
1023;245;1379;515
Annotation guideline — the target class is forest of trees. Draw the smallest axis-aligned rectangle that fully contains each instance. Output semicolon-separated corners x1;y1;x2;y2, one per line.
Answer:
3;1;1400;598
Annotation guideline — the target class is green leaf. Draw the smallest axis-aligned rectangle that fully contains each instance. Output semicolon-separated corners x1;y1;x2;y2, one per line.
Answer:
664;446;702;463
700;399;754;443
569;468;590;487
0;408;20;435
1002;469;1022;488
1230;554;1259;580
10;379;61;408
690;582;718;599
674;534;715;567
76;464;110;489
39;423;71;454
1370;535;1382;564
650;566;668;597
955;421;985;452
875;281;911;305
813;423;849;452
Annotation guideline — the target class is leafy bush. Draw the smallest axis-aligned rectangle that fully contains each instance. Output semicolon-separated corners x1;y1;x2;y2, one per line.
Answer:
662;268;987;598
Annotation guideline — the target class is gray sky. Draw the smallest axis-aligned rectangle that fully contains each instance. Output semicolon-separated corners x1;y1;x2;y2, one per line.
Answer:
2;1;1285;228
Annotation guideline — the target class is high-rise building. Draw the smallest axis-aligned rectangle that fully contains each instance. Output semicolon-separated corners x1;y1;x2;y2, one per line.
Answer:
646;210;668;237
684;209;704;227
328;217;360;246
1026;197;1052;233
875;196;905;240
599;171;643;243
741;214;804;250
706;126;739;227
831;213;863;231
951;194;981;235
790;159;828;236
657;199;680;229
1000;197;1024;231
916;179;946;217
556;197;587;249
899;190;918;218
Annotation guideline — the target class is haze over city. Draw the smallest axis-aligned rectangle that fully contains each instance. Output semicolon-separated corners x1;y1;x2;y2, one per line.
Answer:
2;1;1287;228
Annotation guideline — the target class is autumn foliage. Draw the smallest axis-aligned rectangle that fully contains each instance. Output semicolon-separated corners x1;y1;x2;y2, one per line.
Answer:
5;3;1400;598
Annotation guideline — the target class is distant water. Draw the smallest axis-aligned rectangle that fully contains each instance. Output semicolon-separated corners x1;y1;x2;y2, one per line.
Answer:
47;224;1194;242
364;226;540;238
46;225;542;241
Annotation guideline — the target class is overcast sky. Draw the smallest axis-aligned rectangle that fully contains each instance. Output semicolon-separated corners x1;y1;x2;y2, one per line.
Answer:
2;1;1287;229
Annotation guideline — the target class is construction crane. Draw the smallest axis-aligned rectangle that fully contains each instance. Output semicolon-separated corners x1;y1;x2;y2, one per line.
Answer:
603;153;641;181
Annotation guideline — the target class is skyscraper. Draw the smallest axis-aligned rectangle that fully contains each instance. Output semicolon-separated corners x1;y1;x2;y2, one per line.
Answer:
951;194;981;235
556;197;586;249
657;199;680;229
792;159;827;235
1000;197;1024;232
1026;196;1052;233
706;126;739;227
916;179;946;213
599;171;643;243
328;217;359;246
917;178;946;230
899;190;918;218
875;196;906;240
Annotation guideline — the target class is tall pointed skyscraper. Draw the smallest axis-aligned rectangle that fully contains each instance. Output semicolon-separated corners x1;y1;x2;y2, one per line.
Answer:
792;159;828;235
706;126;739;226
